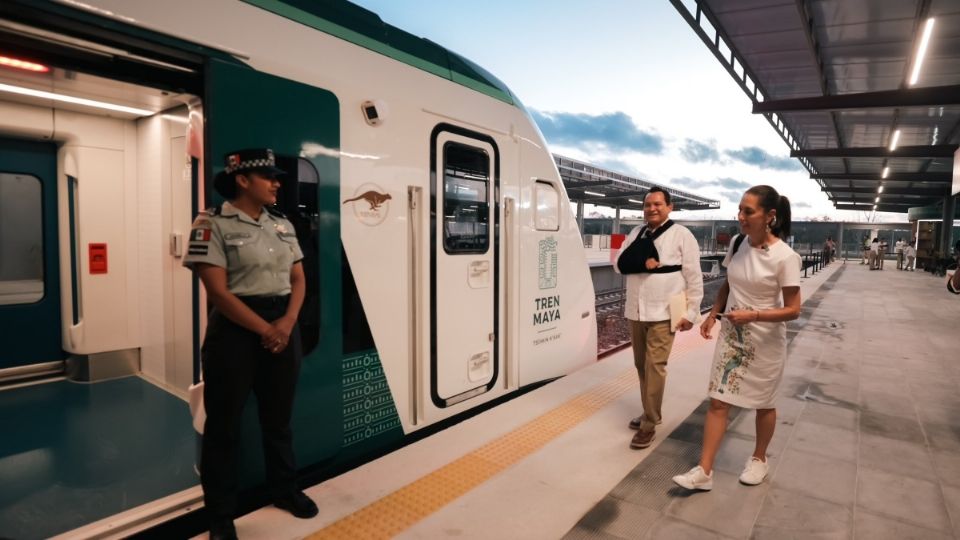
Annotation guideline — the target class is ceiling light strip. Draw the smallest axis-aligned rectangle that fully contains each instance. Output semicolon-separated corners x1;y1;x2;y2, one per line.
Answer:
909;18;936;86
0;82;154;116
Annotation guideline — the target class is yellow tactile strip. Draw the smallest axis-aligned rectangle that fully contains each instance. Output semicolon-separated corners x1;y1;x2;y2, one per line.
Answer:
309;332;707;540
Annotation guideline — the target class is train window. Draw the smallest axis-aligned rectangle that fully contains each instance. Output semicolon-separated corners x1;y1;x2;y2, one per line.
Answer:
442;142;489;254
535;181;560;231
0;173;43;305
294;158;320;354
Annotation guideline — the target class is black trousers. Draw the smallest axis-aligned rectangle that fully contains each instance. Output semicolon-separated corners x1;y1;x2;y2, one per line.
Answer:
200;295;302;520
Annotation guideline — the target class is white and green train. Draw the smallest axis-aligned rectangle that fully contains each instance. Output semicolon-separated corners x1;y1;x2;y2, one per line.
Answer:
0;0;596;534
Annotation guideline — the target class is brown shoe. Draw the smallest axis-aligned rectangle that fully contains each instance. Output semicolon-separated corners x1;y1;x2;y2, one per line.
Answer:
628;416;643;430
630;430;655;449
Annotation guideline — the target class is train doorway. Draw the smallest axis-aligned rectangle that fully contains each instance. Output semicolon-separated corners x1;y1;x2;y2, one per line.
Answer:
0;138;62;372
430;129;500;407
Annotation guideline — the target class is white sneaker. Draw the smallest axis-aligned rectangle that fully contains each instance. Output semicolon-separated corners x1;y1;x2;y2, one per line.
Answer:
739;456;769;485
672;465;713;491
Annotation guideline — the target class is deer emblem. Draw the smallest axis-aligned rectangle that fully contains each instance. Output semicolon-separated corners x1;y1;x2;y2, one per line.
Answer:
342;191;392;210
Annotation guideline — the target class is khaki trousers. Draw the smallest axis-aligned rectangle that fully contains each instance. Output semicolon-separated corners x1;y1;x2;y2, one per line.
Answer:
629;319;676;433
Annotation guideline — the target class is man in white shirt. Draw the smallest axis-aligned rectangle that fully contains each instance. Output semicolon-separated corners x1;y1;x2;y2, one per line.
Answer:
614;187;703;450
895;238;905;270
904;241;916;271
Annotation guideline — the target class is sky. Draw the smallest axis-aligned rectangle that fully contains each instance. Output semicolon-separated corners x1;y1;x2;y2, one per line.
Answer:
350;0;898;222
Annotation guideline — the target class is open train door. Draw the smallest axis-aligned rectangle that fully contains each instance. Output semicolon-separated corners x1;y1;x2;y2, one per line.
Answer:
0;138;63;374
203;59;342;482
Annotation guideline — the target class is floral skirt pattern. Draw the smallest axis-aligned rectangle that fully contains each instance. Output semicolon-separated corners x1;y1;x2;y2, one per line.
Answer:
708;312;756;396
708;306;788;409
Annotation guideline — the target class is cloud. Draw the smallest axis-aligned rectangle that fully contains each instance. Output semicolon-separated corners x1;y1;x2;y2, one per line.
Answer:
793;201;813;208
670;177;750;193
670;176;711;189
718;190;743;203
724;146;803;171
530;110;664;154
716;177;751;190
680;139;721;163
597;158;641;176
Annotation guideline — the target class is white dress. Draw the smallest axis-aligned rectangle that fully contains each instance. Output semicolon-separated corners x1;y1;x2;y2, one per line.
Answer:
708;236;801;408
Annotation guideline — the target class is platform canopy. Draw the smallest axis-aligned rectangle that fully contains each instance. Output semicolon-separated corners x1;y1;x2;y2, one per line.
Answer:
671;0;960;213
554;154;720;212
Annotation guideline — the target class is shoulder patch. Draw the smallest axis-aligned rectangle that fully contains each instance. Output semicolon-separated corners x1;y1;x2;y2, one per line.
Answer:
266;206;287;219
191;216;211;228
201;206;220;216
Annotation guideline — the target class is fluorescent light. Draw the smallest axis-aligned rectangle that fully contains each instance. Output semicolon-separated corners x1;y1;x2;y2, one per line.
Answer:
909;18;935;86
882;166;889;178
889;129;901;151
0;55;49;73
873;205;877;210
0;82;154;116
875;197;880;203
628;198;644;204
878;185;884;193
583;190;605;197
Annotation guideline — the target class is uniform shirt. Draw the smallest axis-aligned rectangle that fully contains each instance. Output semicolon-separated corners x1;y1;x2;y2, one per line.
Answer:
614;220;704;322
895;240;905;253
183;201;304;296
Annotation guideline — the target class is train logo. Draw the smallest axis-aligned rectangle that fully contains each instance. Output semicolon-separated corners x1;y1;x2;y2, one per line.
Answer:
538;236;558;289
343;184;391;226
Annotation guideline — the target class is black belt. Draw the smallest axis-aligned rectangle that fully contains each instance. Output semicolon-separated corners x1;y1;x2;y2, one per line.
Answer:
647;265;682;274
237;295;290;309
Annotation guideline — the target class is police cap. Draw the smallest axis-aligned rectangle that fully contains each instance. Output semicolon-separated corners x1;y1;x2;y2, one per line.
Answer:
213;148;286;199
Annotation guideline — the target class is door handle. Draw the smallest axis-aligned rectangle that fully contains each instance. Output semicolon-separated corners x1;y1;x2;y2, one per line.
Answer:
170;233;183;257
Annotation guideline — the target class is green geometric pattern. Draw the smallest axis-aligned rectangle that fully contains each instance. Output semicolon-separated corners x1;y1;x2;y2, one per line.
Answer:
343;351;401;447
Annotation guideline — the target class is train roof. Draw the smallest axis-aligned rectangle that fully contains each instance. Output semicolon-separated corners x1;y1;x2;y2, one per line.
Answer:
243;0;521;107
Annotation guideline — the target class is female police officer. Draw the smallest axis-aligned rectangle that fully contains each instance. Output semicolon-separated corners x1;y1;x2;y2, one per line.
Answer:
184;149;317;539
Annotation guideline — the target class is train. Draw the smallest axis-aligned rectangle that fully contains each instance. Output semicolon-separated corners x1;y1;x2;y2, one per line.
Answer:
0;0;596;535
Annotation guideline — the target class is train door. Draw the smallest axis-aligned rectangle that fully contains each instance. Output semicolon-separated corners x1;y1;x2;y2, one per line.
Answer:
204;59;343;471
430;127;499;407
0;138;62;372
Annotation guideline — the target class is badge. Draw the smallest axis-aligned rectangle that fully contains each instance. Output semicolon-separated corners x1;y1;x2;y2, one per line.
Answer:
192;228;211;242
275;223;288;234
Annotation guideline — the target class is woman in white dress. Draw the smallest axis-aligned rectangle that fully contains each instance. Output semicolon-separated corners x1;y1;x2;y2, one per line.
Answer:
673;185;802;491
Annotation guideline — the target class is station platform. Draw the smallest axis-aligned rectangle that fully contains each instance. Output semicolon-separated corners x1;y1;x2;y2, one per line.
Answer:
225;260;960;539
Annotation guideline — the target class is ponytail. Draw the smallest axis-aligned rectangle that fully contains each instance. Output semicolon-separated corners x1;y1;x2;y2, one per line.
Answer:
774;195;792;239
746;185;792;239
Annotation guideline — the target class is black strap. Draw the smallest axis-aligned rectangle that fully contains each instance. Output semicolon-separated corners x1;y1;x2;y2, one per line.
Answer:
717;234;747;315
617;221;678;275
731;233;745;255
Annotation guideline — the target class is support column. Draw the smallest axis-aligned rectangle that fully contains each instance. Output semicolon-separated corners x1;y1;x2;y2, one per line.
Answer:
576;200;584;235
710;221;717;254
613;206;621;234
837;221;845;259
942;195;956;254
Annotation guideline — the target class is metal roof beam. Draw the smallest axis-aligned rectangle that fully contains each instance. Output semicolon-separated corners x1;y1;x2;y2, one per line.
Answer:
832;198;918;206
584;190;650;202
792;145;958;158
823;186;947;196
753;84;960;113
836;203;912;213
563;180;614;190
811;172;952;182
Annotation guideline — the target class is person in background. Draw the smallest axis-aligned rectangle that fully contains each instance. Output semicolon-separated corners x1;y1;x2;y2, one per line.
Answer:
895;237;905;270
614;187;703;450
878;239;888;270
673;185;801;492
861;234;870;265
904;240;916;272
184;149;318;540
869;238;879;270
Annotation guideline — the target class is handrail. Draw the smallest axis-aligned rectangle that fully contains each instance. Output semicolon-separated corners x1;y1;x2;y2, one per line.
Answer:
408;186;422;425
